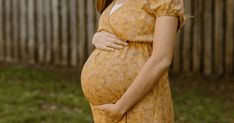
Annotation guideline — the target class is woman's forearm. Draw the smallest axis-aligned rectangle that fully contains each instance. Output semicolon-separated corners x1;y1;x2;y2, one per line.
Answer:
115;16;178;114
115;56;171;113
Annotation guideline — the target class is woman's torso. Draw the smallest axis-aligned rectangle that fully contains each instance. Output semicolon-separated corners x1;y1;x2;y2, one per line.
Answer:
81;0;166;105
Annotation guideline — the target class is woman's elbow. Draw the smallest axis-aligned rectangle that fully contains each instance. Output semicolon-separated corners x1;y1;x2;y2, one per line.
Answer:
150;56;172;70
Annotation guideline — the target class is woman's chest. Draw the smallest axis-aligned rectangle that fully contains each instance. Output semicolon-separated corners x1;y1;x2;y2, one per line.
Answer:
98;0;156;35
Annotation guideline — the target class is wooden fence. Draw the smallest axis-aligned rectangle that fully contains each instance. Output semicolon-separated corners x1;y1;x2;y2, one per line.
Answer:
0;0;100;70
0;0;233;75
174;0;234;75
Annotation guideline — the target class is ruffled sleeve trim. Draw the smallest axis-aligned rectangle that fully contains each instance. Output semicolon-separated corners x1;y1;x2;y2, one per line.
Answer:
146;0;193;32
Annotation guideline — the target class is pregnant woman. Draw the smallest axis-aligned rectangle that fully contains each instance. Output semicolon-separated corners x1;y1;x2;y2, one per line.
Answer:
81;0;191;122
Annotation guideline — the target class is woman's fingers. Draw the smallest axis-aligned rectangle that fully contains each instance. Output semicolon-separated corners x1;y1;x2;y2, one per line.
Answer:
107;34;128;46
92;31;128;51
105;32;128;46
110;39;128;46
99;45;115;51
95;43;114;51
105;42;123;49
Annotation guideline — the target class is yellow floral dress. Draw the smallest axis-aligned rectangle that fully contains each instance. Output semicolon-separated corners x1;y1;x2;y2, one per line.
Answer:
81;0;191;122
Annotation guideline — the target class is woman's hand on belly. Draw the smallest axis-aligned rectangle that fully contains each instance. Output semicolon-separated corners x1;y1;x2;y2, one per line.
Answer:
94;103;125;122
92;31;128;51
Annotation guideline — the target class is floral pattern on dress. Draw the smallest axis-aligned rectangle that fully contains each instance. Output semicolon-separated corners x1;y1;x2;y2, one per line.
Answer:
80;0;192;122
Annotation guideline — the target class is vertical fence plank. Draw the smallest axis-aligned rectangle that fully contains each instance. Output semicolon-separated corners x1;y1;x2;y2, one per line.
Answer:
86;0;95;55
182;0;192;73
192;0;202;73
95;0;100;32
93;0;98;32
225;0;234;74
0;0;4;60
12;0;19;61
78;0;86;69
45;0;52;64
5;0;12;62
172;32;183;73
52;0;60;65
37;0;45;63
20;0;27;61
28;0;35;63
214;0;224;75
61;0;68;65
203;0;213;75
69;0;78;66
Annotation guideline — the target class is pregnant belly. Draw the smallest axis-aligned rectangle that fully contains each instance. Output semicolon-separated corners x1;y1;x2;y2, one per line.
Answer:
81;41;153;105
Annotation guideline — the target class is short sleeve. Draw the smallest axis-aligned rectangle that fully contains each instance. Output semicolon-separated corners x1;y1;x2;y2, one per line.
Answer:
147;0;187;31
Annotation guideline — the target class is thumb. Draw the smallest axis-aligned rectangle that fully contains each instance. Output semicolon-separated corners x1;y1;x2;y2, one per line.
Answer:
93;106;107;115
93;105;103;110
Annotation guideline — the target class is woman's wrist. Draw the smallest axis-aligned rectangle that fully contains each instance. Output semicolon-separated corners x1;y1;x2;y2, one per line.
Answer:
115;98;129;115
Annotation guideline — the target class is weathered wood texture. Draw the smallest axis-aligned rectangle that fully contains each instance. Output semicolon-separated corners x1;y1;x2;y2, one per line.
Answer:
171;0;234;75
0;0;233;75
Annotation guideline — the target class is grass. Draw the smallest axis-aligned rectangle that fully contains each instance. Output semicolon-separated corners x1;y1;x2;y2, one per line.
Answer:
171;74;234;123
0;63;233;123
0;64;92;123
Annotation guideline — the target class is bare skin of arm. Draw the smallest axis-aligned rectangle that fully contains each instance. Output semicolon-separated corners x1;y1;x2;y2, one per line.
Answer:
94;16;179;122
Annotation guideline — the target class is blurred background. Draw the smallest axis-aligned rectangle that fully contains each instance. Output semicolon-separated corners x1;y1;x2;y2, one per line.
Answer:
0;0;233;123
